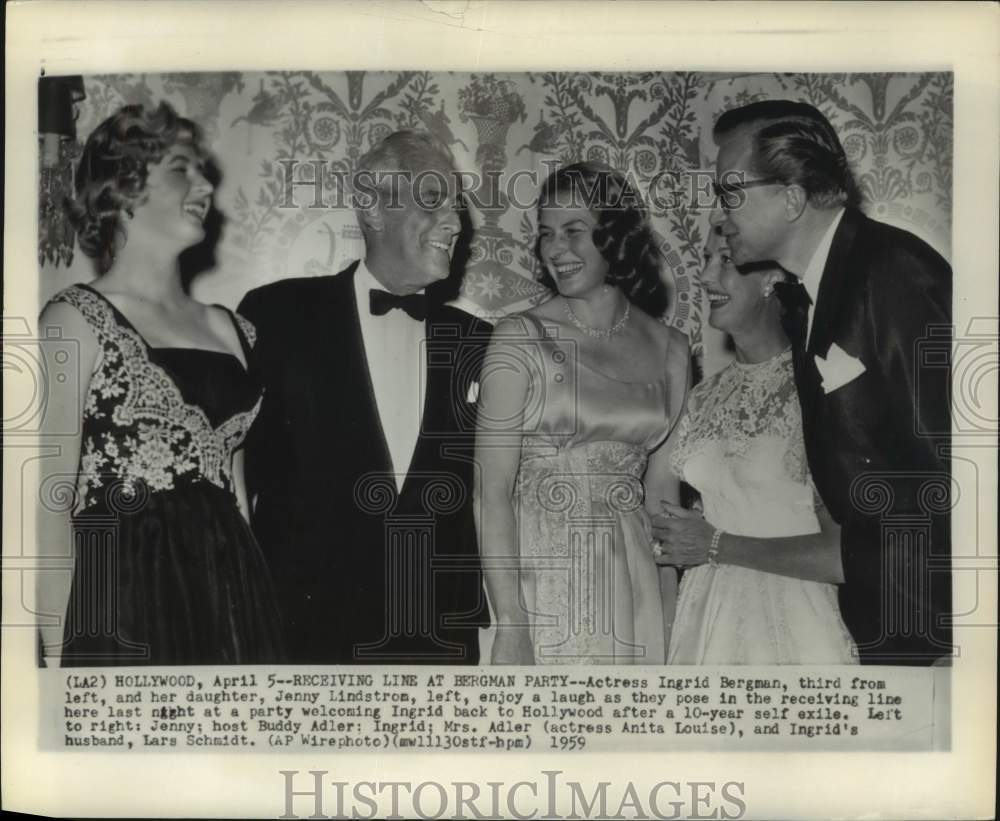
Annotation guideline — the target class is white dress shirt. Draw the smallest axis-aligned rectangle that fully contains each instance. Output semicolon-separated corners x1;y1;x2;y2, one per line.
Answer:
352;259;426;490
800;207;846;347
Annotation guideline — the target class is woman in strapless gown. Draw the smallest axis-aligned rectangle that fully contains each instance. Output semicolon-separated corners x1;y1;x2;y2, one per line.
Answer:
475;163;689;665
37;102;284;666
650;230;855;664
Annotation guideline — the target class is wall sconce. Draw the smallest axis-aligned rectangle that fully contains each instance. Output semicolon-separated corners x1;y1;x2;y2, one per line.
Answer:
39;75;86;268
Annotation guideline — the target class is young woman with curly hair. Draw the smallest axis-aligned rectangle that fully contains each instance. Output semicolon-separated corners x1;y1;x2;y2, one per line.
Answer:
37;102;284;666
475;162;690;664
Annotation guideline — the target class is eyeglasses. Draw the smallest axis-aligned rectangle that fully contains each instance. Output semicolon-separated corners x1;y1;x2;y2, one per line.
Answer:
712;177;783;210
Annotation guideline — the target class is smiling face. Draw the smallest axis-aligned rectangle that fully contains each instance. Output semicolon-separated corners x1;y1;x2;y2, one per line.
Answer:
537;205;609;299
128;142;213;251
700;229;777;338
366;154;461;294
714;128;790;267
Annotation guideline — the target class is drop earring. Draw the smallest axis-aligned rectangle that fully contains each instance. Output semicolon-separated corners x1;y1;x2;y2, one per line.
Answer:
762;285;773;298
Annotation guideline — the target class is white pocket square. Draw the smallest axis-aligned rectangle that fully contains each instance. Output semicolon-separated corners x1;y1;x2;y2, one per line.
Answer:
815;343;866;393
466;381;480;403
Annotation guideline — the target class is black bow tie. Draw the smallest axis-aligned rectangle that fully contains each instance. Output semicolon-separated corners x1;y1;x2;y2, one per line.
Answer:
369;289;427;321
773;280;812;349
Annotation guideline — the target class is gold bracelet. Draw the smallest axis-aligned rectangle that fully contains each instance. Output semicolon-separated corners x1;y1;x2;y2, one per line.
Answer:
708;529;724;567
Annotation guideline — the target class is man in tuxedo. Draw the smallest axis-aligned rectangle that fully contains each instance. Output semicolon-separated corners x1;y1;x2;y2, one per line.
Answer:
711;100;952;665
238;131;490;663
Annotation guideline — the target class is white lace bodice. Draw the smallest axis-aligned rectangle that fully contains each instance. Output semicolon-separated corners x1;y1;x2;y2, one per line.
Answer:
669;349;818;538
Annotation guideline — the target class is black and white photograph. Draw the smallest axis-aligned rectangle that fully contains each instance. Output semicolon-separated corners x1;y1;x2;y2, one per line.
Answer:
33;67;954;668
4;2;997;819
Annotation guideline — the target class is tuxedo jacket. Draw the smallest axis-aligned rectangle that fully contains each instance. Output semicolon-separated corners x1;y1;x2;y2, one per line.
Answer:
238;262;491;664
791;207;952;664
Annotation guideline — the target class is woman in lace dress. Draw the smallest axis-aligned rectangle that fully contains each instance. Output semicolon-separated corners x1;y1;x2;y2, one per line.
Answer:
650;229;856;664
476;163;689;665
37;102;285;666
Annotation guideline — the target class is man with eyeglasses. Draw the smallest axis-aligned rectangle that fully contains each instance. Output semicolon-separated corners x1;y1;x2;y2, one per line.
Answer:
709;100;952;666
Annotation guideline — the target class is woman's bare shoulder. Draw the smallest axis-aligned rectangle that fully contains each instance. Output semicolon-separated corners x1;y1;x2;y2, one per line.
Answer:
526;295;562;322
40;292;98;339
662;324;690;357
653;323;691;387
495;298;560;339
38;293;102;374
492;311;542;340
633;311;688;354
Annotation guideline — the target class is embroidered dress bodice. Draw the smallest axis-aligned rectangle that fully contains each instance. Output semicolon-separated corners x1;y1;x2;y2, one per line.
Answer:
50;284;262;511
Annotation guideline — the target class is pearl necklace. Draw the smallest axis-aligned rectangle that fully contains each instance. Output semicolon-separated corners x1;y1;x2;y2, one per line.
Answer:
563;299;631;339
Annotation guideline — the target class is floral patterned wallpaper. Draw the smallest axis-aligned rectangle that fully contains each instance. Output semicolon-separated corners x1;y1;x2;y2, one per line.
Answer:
40;70;952;374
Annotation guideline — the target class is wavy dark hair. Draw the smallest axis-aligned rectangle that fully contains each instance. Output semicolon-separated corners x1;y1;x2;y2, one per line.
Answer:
65;101;204;273
534;162;668;317
714;100;861;210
